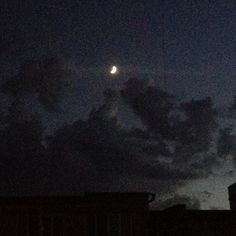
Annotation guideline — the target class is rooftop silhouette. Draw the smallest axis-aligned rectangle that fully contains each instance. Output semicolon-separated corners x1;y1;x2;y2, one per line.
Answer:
0;185;235;235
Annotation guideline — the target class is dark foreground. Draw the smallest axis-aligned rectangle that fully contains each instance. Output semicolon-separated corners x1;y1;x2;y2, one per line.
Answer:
0;186;236;235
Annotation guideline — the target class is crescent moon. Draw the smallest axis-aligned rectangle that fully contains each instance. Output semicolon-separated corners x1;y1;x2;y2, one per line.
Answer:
110;66;117;74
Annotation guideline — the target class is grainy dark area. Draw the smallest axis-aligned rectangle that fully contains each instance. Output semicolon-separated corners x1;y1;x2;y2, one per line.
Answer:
0;0;236;218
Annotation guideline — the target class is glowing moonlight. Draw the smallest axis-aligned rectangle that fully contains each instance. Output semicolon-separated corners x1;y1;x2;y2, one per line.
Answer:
110;65;118;75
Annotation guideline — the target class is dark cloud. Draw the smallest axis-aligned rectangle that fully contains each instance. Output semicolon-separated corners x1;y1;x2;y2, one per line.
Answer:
217;127;236;168
226;170;234;176
121;78;175;140
230;95;236;113
2;56;78;111
0;100;46;195
154;194;201;210
216;96;236;168
43;78;221;197
217;127;236;157
121;78;220;179
177;97;218;153
0;77;225;202
46;92;129;192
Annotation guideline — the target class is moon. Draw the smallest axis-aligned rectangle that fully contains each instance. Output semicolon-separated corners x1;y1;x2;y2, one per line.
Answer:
110;66;118;75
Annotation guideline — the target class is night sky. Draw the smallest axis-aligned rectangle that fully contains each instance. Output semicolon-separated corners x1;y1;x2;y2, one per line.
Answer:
1;0;236;209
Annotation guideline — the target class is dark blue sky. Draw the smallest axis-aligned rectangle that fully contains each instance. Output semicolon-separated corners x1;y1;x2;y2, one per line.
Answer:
1;0;236;209
2;0;236;103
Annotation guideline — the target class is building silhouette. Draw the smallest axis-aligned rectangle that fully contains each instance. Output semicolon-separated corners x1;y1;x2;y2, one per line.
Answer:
0;185;236;235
